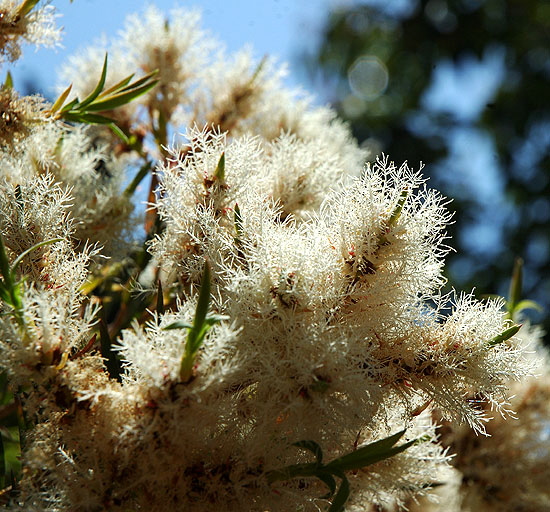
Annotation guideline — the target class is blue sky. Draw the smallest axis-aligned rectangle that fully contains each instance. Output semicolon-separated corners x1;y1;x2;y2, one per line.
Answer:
10;0;344;96
9;1;546;307
8;1;520;269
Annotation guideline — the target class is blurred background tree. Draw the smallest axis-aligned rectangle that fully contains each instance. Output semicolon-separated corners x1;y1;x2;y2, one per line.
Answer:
306;0;549;336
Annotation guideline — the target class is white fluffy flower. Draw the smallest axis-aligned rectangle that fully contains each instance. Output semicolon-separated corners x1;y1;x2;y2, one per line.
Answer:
0;5;543;512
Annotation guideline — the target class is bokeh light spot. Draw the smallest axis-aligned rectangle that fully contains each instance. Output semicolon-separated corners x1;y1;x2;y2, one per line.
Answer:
347;56;388;100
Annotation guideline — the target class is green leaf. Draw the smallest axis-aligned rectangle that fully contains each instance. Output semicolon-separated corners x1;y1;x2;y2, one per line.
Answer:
514;299;543;315
328;473;350;512
55;64;158;137
0;234;12;284
8;283;23;313
250;56;268;84
316;471;337;499
203;314;228;325
117;70;158;93
84;80;158;112
78;53;109;110
97;74;135;98
325;430;410;472
266;428;421;512
50;84;73;114
59;97;79;113
266;462;320;484
293;440;324;464
387;189;409;228
508;257;523;312
153;108;168;150
214;152;226;182
156;280;164;316
62;112;115;125
16;0;39;17
108;123;130;144
163;321;193;331
3;71;13;90
11;238;63;274
178;261;228;382
123;161;153;197
0;285;11;304
193;261;212;340
378;190;409;245
189;324;211;353
487;324;522;347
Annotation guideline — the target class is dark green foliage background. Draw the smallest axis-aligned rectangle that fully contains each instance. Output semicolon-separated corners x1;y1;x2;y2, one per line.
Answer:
307;0;549;336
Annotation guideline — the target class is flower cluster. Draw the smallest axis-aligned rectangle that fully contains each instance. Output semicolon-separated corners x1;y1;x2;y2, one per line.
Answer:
0;0;60;63
0;3;545;512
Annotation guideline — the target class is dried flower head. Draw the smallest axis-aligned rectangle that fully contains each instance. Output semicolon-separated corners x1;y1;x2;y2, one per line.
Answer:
0;86;46;147
0;0;61;63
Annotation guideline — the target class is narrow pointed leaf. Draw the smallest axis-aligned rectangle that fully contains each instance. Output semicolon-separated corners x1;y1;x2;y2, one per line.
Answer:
97;74;135;98
191;324;214;352
193;261;212;337
188;332;206;354
78;54;109;109
0;286;11;304
0;235;12;282
265;462;320;484
508;257;523;311
316;472;337;499
203;314;228;326
514;299;543;315
487;324;522;347
250;56;267;84
388;190;408;228
124;161;153;197
325;430;407;472
16;0;39;17
152;108;168;152
329;438;418;472
178;263;220;384
118;70;159;92
156;280;164;315
163;321;193;331
50;84;73;114
9;283;23;312
11;238;63;274
3;72;13;90
59;97;79;113
84;80;158;112
108;123;130;144
328;473;350;512
214;152;225;182
62;112;115;125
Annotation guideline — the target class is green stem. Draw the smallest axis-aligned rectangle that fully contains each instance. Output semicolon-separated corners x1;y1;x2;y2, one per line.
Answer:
124;160;153;197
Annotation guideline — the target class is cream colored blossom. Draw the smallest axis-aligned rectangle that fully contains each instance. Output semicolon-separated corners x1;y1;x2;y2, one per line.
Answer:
0;120;136;254
0;5;544;512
